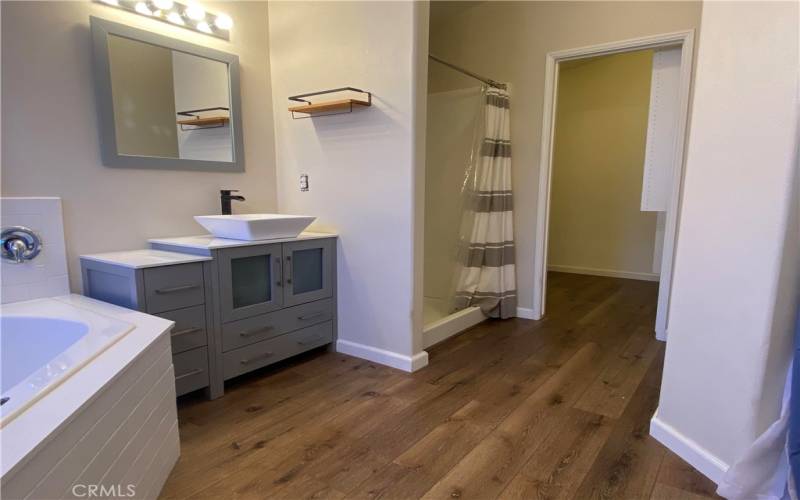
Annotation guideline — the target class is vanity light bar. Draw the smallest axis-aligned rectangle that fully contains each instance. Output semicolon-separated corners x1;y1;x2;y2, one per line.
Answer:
94;0;232;40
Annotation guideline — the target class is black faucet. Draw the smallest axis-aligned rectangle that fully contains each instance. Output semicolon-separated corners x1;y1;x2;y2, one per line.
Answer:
220;189;245;215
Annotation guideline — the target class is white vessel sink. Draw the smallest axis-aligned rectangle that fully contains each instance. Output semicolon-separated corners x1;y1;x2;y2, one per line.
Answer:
194;214;316;241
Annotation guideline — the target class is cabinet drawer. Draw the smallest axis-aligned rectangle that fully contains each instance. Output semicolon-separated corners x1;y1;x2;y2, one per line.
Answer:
173;346;209;396
144;263;205;314
284;298;334;335
223;321;333;380
221;299;333;352
158;305;207;354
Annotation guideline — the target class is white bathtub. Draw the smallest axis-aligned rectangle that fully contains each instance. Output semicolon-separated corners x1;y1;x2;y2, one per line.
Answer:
1;299;133;425
1;295;179;500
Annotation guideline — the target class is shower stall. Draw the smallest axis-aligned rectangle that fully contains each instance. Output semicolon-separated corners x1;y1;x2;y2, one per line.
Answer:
422;56;515;349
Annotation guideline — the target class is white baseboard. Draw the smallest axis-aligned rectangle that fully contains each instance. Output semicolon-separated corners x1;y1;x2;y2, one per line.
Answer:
516;307;540;320
650;411;729;484
336;339;429;372
548;264;660;282
422;306;486;349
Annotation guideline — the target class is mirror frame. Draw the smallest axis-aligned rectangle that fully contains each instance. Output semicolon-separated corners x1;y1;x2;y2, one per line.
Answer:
90;16;245;172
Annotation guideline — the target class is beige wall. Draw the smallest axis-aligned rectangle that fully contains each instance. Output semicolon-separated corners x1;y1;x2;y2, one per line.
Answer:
429;1;702;312
656;0;799;478
1;1;277;292
549;50;657;278
268;1;424;362
108;36;179;158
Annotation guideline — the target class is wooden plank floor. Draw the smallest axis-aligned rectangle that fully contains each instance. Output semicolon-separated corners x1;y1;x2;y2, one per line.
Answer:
161;272;720;499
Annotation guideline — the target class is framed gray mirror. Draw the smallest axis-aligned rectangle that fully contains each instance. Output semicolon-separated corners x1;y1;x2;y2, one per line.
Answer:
90;16;244;171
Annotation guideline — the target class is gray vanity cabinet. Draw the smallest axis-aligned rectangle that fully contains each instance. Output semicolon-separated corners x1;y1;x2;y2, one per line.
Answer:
81;234;337;401
213;238;336;387
80;259;215;398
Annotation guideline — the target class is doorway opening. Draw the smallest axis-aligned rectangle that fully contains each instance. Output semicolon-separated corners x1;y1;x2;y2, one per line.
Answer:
533;32;695;340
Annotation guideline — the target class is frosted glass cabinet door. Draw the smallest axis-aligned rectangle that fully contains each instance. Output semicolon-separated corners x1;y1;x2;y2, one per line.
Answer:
282;239;333;307
219;243;284;322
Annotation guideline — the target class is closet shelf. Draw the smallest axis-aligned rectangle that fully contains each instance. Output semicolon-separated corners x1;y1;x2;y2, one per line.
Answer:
288;87;372;119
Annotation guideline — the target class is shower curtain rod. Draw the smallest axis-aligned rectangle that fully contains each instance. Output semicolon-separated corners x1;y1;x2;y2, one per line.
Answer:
428;54;507;90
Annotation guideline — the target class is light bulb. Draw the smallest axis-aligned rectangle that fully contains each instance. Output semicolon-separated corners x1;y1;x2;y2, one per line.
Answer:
166;11;184;24
152;0;173;9
134;2;152;15
214;13;232;30
185;3;205;21
196;21;212;34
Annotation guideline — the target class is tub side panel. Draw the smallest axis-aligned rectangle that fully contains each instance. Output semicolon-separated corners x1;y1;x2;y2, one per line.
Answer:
1;334;177;499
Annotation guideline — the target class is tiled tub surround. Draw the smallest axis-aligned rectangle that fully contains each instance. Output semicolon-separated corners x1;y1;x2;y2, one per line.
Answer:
1;198;69;304
0;295;178;500
81;231;338;400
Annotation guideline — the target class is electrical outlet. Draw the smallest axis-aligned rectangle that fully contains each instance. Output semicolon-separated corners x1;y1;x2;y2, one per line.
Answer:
300;174;309;192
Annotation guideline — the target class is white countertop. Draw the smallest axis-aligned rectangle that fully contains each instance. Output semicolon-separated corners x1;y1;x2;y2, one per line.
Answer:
149;231;338;250
1;295;172;478
79;249;212;269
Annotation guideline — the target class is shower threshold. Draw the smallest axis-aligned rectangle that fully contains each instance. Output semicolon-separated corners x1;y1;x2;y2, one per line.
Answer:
422;300;486;349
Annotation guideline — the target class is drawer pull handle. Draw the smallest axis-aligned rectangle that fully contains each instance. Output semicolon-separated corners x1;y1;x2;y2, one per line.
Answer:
175;368;204;380
297;335;323;346
155;284;200;294
298;312;325;321
240;352;274;365
172;327;202;338
239;326;273;338
286;255;293;285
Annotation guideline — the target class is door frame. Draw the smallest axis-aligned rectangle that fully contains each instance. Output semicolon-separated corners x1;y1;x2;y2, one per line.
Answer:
532;30;695;341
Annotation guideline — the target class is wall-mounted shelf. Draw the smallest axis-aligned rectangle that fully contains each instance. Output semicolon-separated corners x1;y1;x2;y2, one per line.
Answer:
177;107;230;130
288;87;372;119
177;116;230;129
289;98;371;116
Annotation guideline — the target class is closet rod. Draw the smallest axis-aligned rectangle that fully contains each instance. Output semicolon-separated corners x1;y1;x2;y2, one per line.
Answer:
428;54;507;90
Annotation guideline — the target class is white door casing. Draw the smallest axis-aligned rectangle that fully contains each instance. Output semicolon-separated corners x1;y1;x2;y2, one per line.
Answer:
532;31;695;342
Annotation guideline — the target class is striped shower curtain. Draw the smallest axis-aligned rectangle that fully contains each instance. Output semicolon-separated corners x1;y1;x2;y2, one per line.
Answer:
453;88;517;319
